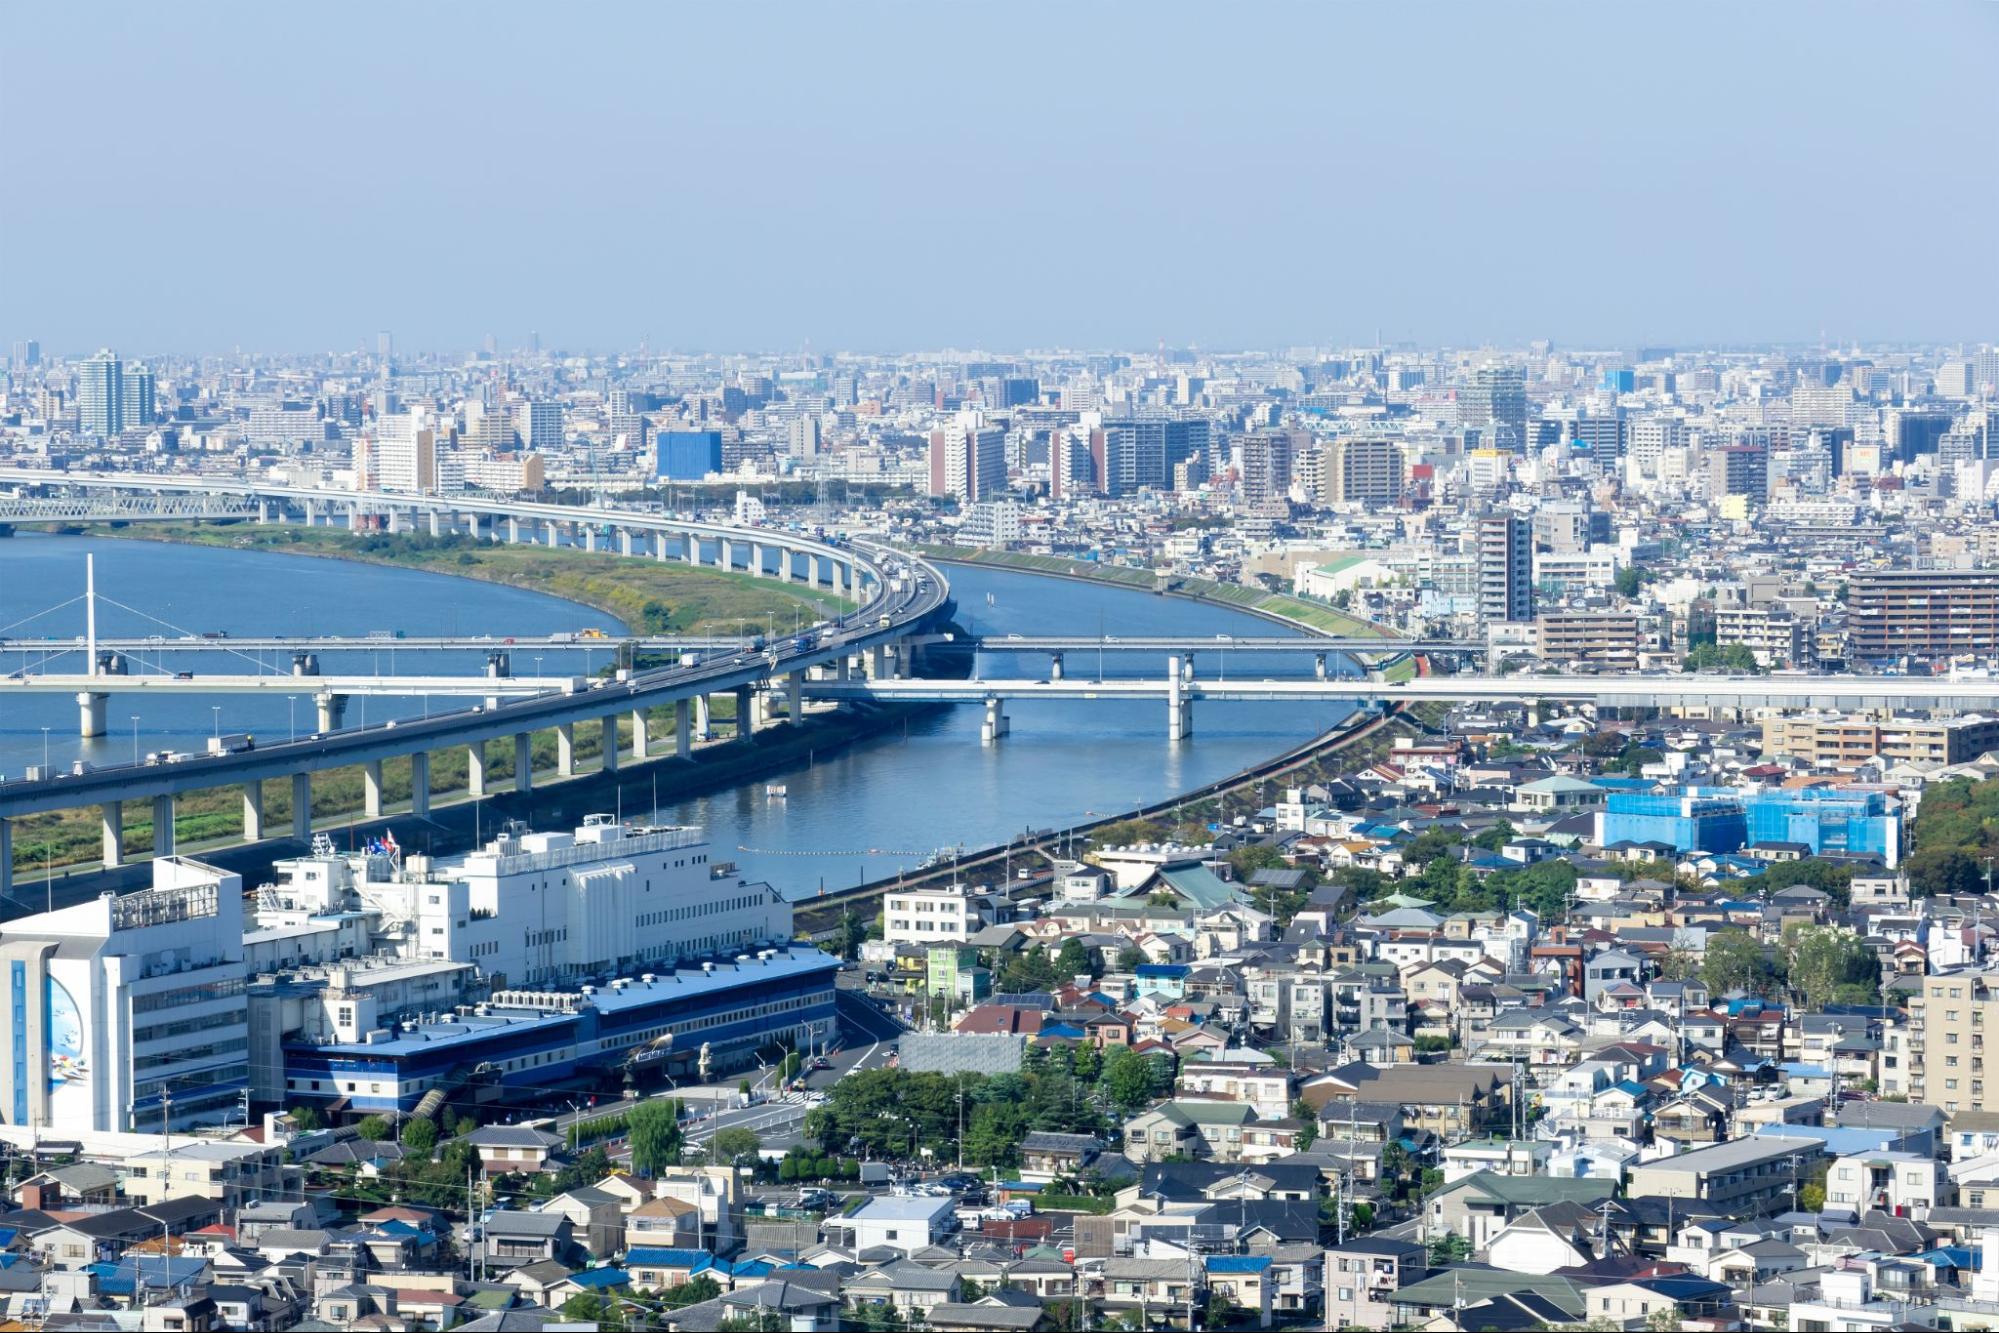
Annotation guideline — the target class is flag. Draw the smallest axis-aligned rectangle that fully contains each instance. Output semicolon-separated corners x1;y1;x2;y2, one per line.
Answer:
383;829;399;853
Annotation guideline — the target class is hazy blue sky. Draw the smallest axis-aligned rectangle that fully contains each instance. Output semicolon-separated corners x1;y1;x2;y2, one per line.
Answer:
6;2;1994;356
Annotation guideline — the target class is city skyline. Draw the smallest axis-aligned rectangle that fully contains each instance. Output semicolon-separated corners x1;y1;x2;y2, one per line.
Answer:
5;1;1994;354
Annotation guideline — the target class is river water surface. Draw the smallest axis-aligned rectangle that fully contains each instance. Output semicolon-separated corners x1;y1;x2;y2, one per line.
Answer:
0;536;1352;892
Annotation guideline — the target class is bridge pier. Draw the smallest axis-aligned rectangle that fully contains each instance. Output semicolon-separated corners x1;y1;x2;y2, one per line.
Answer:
258;501;274;524
655;532;670;562
787;672;804;723
292;773;311;840
1316;653;1329;680
102;802;124;867
386;508;404;535
545;522;560;548
734;685;755;738
363;760;385;817
316;692;347;733
427;510;442;538
684;536;701;567
410;752;430;819
831;563;847;598
509;516;522;543
1167;654;1192;741
631;709;650;761
305;499;320;525
1049;653;1064;681
556;722;577;777
866;646;887;679
981;696;1009;745
241;783;264;843
753;543;768;578
694;694;711;741
583;526;597;553
152;794;174;858
0;818;10;902
467;744;488;798
620;529;635;558
77;690;108;739
465;513;481;541
601;716;620;772
513;733;533;793
675;698;693;757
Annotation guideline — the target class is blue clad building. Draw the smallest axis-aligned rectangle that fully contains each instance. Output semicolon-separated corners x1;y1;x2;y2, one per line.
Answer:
657;430;723;481
1597;786;1901;865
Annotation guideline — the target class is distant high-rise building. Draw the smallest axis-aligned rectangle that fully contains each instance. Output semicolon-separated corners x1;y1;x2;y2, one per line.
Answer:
1477;513;1534;624
1320;437;1405;507
1458;367;1528;446
1563;415;1626;459
1708;442;1769;500
1098;417;1209;497
10;339;38;368
120;363;154;429
517;400;563;452
1050;428;1101;502
1885;408;1953;462
377;331;393;364
788;415;822;458
1238;432;1294;508
657;430;723;481
1936;361;1975;398
76;349;124;437
928;414;1006;503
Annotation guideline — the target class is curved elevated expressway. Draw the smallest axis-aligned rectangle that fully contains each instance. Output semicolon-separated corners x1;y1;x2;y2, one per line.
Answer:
0;470;953;893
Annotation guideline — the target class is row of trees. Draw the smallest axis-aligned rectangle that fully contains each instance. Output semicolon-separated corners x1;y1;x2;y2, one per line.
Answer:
1659;923;1880;1010
802;1047;1161;1167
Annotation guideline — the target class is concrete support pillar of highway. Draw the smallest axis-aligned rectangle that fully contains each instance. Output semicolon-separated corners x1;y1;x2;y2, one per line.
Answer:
752;543;768;578
654;532;669;562
684;535;701;566
734;684;755;738
258;501;274;524
293;652;320;678
1049;652;1065;681
77;690;108;739
675;698;693;757
102;802;125;868
556;721;577;777
152;794;174;857
513;733;533;793
787;671;804;722
829;562;845;597
509;516;522;543
363;760;385;818
346;506;360;531
292;773;312;840
241;782;264;843
866;645;886;679
466;513;481;541
384;508;402;535
1315;653;1329;681
1167;654;1192;742
629;709;649;761
0;818;11;902
315;692;347;733
981;696;1009;745
620;528;635;558
427;509;442;538
467;744;488;797
583;526;598;553
545;522;560;548
694;694;711;741
410;752;431;819
304;499;319;525
601;716;621;772
777;552;793;583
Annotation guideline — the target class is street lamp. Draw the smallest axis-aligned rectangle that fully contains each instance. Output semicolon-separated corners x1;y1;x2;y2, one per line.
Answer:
534;655;544;682
211;706;222;741
40;727;50;775
131;715;140;767
289;697;297;742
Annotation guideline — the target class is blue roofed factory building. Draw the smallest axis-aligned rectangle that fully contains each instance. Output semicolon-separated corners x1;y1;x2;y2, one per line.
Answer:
280;945;839;1115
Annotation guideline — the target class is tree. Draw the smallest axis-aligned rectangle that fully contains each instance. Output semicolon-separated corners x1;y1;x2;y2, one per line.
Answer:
1681;641;1762;674
1614;565;1645;599
1427;1233;1471;1265
627;1099;683;1174
1700;928;1773;997
1291;1099;1318;1151
1783;924;1879;1011
712;1127;762;1162
1205;1289;1240;1330
287;1105;324;1132
1907;845;1983;898
1055;938;1100;981
1099;1047;1156;1114
399;1117;438;1158
1115;945;1146;972
355;1115;391;1142
658;1276;722;1309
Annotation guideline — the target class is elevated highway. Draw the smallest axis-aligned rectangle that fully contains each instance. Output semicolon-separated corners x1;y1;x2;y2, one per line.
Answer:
0;471;953;891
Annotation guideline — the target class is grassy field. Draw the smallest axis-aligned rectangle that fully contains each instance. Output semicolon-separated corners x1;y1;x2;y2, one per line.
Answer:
9;519;838;877
100;523;855;634
920;545;1395;638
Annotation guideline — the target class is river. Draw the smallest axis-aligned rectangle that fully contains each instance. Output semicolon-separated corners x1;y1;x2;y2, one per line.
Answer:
0;536;1353;892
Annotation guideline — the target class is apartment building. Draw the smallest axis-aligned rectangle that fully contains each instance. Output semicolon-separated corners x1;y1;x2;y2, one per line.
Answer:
1905;971;1999;1115
1536;611;1647;666
1624;1135;1825;1214
1761;712;1999;768
883;886;979;944
1849;569;1999;662
1715;605;1811;668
